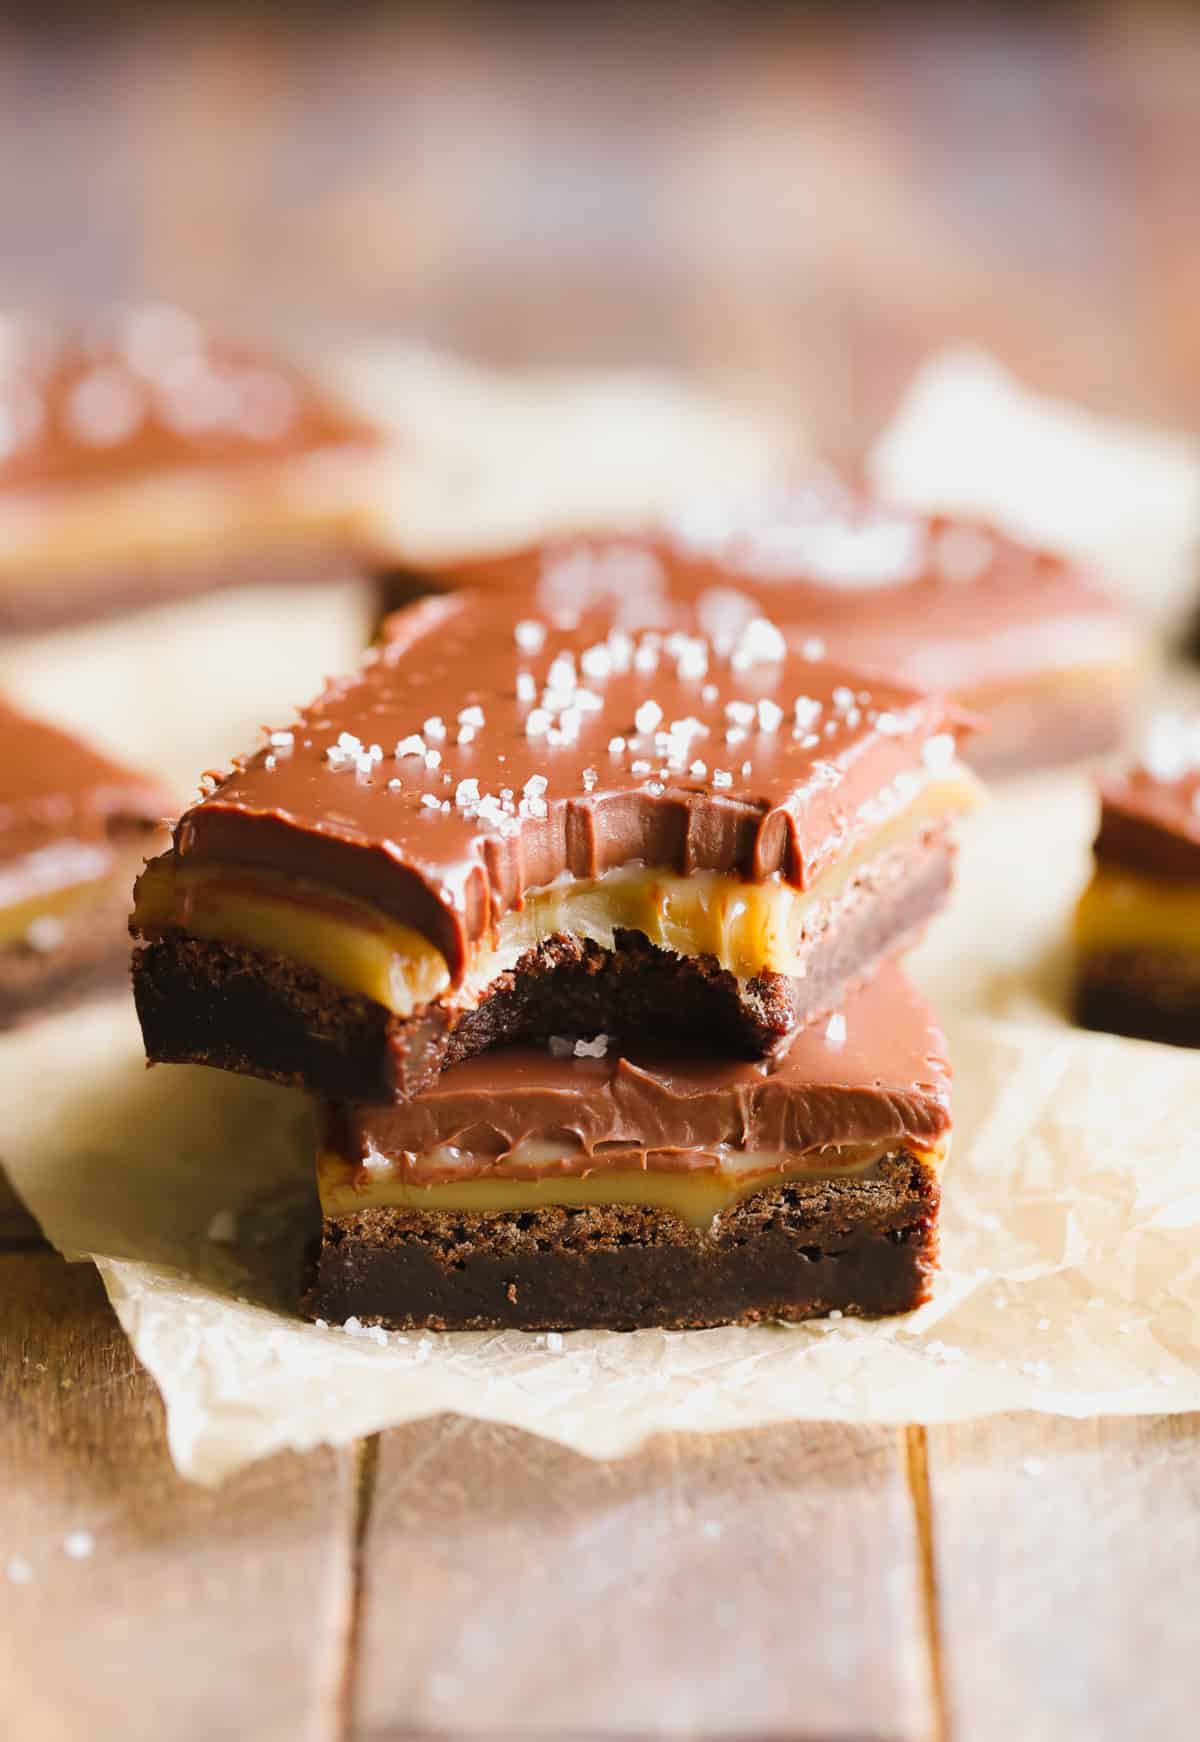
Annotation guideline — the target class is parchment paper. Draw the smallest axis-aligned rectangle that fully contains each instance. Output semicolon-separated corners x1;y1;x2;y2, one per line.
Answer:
5;348;1200;1484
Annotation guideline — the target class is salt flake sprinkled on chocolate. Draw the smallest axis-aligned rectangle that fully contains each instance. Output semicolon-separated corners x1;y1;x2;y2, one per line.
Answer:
582;766;598;792
574;1033;610;1058
608;736;627;755
801;636;826;661
635;700;663;734
423;716;446;742
455;778;480;808
424;749;441;769
458;704;485;729
701;683;719;704
515;672;536;704
689;759;707;778
832;686;855;712
420;793;440;809
65;367;144;447
793;696;821;731
514;619;546;654
548;1036;575;1058
712;768;733;788
757;698;783;732
525;708;551;739
396;734;425;758
631;758;652;776
268;729;294;750
581;643;612;681
825;1011;847;1048
922;733;957;774
725;700;755;728
874;712;902;735
730;616;786;671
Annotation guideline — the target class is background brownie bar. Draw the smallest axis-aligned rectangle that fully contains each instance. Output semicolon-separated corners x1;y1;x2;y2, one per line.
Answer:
0;698;171;1026
0;304;384;632
382;480;1143;776
132;591;975;1100
304;963;950;1330
1076;714;1200;1046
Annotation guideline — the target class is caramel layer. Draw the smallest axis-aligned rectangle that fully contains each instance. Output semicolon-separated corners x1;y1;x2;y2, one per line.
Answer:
318;1138;947;1230
1075;866;1200;957
133;771;975;1017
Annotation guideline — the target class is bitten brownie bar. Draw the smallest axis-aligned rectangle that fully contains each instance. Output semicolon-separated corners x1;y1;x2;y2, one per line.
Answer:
384;480;1143;777
303;963;950;1331
0;698;170;1026
1076;714;1200;1046
0;304;383;631
132;591;976;1101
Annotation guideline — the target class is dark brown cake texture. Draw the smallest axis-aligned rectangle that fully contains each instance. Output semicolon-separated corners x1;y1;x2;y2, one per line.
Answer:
132;590;977;1101
379;479;1143;777
304;963;951;1332
0;304;384;632
1076;713;1200;1046
0;697;172;1026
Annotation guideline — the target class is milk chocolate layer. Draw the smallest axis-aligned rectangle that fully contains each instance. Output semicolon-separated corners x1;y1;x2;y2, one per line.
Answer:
0;697;171;1024
154;589;971;981
390;482;1142;773
333;961;951;1185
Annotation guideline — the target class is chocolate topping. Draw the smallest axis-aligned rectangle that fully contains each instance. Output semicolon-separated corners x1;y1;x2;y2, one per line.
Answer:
1094;715;1200;880
0;305;378;495
170;590;971;979
335;962;951;1180
419;481;1137;701
0;698;171;874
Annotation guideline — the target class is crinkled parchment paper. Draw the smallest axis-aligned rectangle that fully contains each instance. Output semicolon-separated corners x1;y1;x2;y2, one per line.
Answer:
4;349;1200;1483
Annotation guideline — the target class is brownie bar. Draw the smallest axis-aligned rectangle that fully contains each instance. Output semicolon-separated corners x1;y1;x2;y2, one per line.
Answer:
134;821;953;1101
0;304;382;633
303;962;950;1329
132;588;975;1099
1075;715;1200;1046
386;481;1144;776
303;1154;941;1331
0;697;171;1027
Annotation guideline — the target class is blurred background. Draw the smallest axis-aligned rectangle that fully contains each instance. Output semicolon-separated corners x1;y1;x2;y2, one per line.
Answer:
2;1;1198;466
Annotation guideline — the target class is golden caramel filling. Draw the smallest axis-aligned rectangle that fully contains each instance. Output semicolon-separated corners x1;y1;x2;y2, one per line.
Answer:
1075;866;1200;958
317;1139;947;1231
132;772;977;1017
0;455;374;586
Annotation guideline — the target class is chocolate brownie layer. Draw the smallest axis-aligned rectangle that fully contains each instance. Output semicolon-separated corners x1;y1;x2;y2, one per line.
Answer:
1076;947;1200;1048
303;1152;940;1331
134;829;952;1100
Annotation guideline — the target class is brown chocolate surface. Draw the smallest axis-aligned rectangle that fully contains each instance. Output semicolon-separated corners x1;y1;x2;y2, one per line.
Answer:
401;480;1139;705
1076;947;1200;1049
0;305;379;495
0;696;171;887
334;961;950;1182
165;589;970;980
303;1152;941;1331
1094;718;1200;880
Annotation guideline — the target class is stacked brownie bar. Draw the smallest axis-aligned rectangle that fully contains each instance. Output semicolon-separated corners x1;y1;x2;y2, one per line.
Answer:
132;588;976;1330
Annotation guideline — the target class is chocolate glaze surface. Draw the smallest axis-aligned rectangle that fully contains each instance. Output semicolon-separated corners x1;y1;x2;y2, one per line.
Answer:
419;480;1138;699
0;305;378;494
0;697;172;878
169;590;971;979
333;962;951;1182
1094;716;1200;880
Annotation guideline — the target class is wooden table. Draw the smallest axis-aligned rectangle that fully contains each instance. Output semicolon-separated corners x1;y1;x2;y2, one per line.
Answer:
2;11;1199;1737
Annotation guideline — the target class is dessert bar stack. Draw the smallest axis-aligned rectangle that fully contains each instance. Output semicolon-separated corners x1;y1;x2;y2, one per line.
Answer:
132;585;978;1330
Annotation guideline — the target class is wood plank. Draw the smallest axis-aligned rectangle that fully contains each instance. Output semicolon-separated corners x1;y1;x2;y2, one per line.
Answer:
0;1252;360;1742
353;1417;933;1741
926;1413;1200;1742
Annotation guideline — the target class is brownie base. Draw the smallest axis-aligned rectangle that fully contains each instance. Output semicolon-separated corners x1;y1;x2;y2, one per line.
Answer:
1077;947;1200;1048
302;1152;941;1331
134;832;952;1101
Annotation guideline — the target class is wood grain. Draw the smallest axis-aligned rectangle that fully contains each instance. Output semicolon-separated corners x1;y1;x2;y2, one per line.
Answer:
0;1253;360;1742
352;1417;932;1741
927;1412;1200;1742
